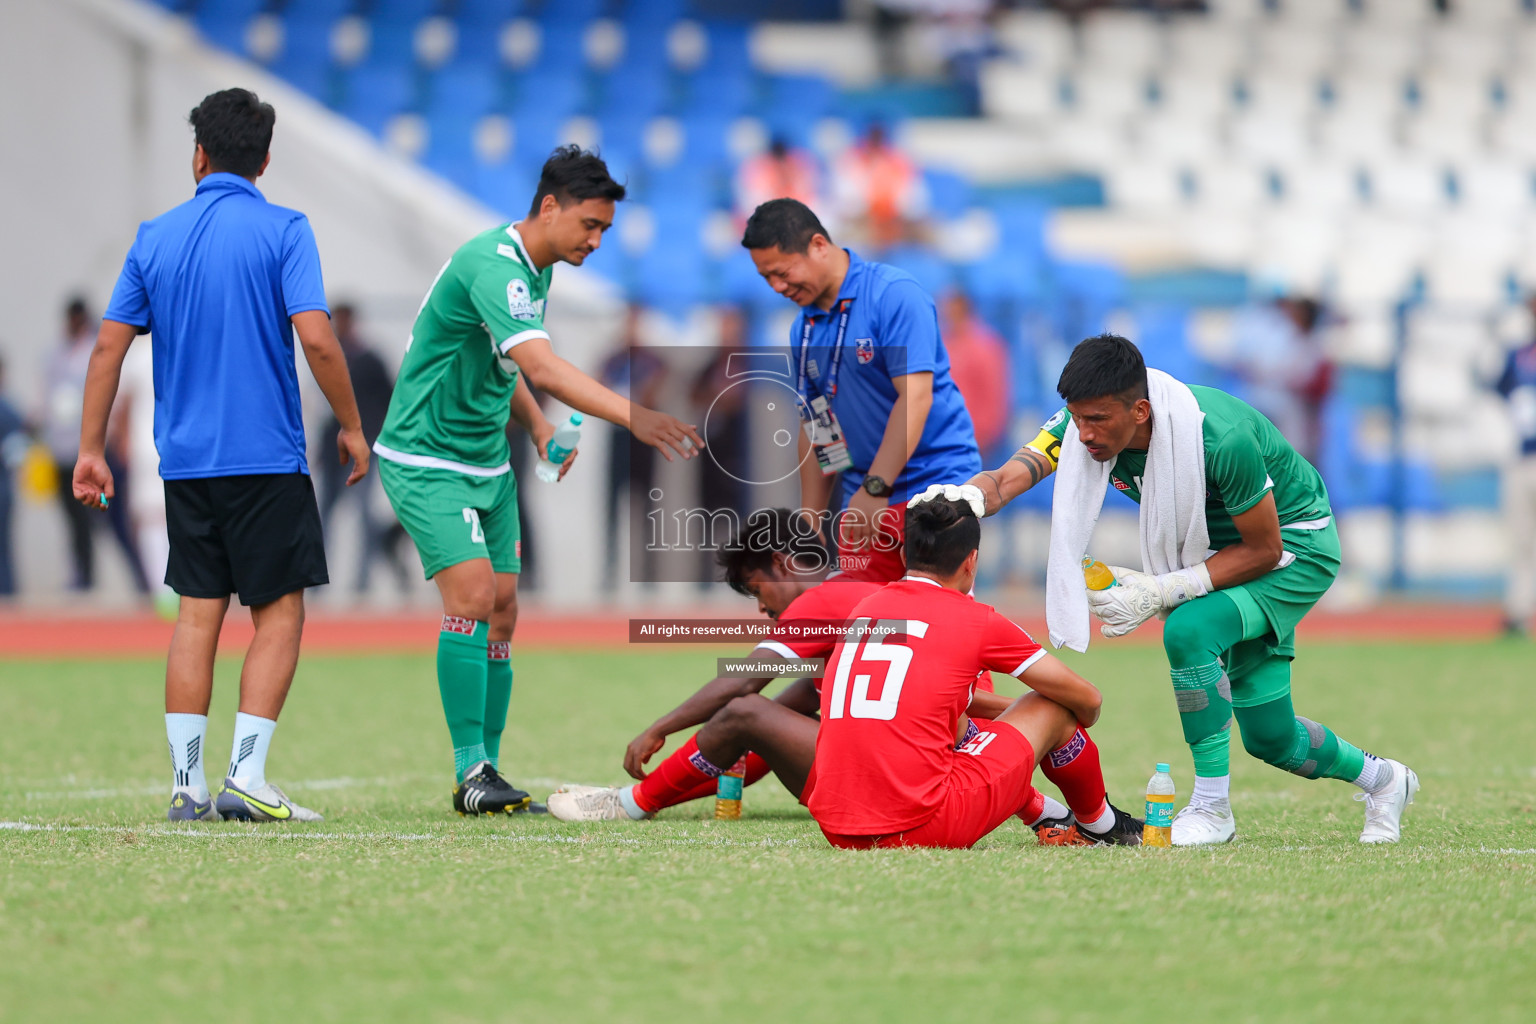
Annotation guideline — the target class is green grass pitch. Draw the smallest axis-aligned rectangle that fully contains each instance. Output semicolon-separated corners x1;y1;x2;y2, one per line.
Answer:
2;639;1533;1023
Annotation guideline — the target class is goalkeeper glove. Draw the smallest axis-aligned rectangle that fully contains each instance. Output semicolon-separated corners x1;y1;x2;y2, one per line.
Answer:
1085;563;1213;638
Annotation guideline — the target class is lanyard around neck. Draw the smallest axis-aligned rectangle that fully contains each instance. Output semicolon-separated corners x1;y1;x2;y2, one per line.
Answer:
797;298;853;409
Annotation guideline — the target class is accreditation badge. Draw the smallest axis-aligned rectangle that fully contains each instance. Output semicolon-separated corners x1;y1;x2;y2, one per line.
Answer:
802;395;854;476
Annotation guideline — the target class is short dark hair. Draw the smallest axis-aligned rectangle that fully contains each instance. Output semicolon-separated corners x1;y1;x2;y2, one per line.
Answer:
188;88;275;179
64;296;90;320
717;507;828;595
1056;333;1148;405
904;498;980;576
529;145;626;216
741;198;831;254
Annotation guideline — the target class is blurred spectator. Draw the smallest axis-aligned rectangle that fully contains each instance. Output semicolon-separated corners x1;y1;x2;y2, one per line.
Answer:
833;123;930;252
316;302;396;594
598;305;668;590
1495;307;1536;636
41;296;149;593
735;136;822;225
111;339;176;617
0;354;27;596
690;307;753;584
1227;295;1332;466
939;289;1010;456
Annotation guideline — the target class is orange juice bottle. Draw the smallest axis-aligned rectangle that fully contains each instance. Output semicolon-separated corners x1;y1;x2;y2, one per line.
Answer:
714;756;747;820
1082;557;1118;591
1144;763;1175;847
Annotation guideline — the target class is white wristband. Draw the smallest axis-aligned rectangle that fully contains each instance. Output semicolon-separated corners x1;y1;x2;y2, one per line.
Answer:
1157;562;1213;607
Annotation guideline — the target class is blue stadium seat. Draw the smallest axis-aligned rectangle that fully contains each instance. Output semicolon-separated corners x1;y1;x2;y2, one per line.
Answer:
422;114;480;191
598;65;669;121
646;164;724;208
678;68;755;117
457;0;522;20
1049;259;1124;344
619;0;687;28
531;23;587;72
269;53;332;103
883;245;953;297
1132;304;1202;384
507;70;584;121
538;0;604;25
472;162;535;219
338;64;418;135
425;65;502;119
272;10;337;80
759;75;834;140
509;112;566;164
697;22;751;78
454;1;523;66
365;19;419;69
192;0;265;55
923;169;972;220
373;0;441;21
677;113;733;167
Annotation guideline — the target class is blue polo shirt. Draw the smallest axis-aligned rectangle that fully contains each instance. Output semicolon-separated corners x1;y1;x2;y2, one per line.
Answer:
792;251;981;504
103;173;328;480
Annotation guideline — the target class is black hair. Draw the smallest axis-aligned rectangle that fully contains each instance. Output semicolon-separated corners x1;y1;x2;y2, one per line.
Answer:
64;296;90;320
1056;333;1148;406
904;498;980;576
529;145;626;216
741;198;832;254
717;507;829;595
188;88;275;179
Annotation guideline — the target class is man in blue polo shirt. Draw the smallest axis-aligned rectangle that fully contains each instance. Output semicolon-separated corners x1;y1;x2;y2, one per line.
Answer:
72;88;370;824
743;199;981;581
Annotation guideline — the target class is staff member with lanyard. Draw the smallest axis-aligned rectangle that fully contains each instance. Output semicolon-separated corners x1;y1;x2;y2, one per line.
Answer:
743;198;980;581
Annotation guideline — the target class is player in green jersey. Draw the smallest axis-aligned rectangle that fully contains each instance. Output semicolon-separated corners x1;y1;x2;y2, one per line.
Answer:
968;335;1417;845
376;146;704;816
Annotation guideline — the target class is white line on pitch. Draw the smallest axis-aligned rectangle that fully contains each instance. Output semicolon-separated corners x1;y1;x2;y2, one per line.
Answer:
19;775;585;802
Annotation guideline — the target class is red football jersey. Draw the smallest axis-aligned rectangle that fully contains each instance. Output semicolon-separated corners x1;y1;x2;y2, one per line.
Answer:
806;577;1046;835
752;577;884;690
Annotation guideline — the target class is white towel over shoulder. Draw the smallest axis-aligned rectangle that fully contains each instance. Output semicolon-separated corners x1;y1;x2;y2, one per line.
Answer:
1046;369;1209;652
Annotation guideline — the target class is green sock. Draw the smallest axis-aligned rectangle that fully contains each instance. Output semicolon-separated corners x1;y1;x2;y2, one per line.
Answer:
1234;697;1367;783
484;642;513;771
1170;659;1235;771
437;617;489;782
1190;724;1232;778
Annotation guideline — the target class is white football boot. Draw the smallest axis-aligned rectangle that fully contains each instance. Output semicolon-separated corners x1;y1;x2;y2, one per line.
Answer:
1171;799;1237;846
1356;759;1419;844
547;786;651;822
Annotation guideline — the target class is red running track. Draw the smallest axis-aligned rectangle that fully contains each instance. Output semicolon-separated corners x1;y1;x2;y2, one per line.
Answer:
0;605;1509;657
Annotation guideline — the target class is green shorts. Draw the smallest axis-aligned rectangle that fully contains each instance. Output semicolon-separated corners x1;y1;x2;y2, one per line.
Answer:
1221;521;1340;705
378;459;522;579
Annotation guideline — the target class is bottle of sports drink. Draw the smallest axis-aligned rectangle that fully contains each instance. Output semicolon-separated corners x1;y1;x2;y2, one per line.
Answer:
1144;762;1175;847
714;756;747;820
535;413;583;483
1082;556;1118;591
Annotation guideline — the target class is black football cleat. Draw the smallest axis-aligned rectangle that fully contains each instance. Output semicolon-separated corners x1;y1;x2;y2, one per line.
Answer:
453;762;533;815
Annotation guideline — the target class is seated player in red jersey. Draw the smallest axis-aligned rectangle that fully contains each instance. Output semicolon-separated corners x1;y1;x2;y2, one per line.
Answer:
548;508;880;821
806;488;1144;849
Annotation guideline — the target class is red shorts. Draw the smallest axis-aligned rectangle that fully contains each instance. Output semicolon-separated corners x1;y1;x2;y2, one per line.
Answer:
820;722;1038;850
837;501;906;583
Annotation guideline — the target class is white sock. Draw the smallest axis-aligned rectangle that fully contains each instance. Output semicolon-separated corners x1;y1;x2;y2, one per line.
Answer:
1354;753;1394;794
1023;794;1070;827
227;712;277;790
618;785;650;820
165;713;209;799
1191;775;1231;806
1079;802;1117;835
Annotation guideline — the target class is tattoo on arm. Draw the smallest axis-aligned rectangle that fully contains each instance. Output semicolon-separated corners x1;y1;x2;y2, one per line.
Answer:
979;471;1004;503
1007;447;1048;488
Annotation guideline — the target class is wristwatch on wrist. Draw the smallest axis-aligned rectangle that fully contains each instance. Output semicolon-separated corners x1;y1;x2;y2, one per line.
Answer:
862;475;892;498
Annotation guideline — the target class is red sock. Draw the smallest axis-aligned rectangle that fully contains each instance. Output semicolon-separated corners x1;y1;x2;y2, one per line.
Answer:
635;735;718;813
670;752;771;805
1040;728;1108;823
1017;786;1046;825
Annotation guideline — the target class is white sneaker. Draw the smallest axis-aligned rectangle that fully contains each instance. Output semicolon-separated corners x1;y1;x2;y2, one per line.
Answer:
547;786;649;822
215;779;323;822
551;784;606;797
1356;759;1418;844
1171;799;1236;846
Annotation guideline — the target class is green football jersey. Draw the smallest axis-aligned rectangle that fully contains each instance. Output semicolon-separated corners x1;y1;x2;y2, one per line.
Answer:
1030;385;1332;549
375;224;552;473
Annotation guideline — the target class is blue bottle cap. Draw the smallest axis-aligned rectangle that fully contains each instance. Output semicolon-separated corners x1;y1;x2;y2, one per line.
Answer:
1155;762;1170;773
569;413;584;426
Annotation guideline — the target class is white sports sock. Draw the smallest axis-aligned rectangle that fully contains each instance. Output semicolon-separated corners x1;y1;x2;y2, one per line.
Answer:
1079;802;1117;835
1023;794;1070;827
227;712;277;790
165;713;209;800
618;785;650;821
1354;754;1394;794
1191;774;1231;806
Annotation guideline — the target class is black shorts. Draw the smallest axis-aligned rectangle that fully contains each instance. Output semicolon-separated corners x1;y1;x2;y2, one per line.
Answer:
165;473;328;606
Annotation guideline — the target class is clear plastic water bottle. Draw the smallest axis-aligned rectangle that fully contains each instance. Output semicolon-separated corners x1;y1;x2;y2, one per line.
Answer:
535;413;583;483
1144;762;1175;847
714;756;747;820
1082;556;1118;591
